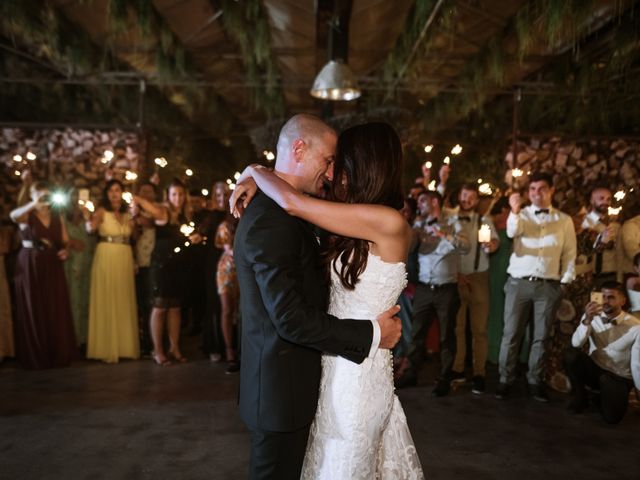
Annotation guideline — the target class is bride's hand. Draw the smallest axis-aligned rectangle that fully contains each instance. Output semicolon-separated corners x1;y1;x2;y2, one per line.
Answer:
229;175;259;218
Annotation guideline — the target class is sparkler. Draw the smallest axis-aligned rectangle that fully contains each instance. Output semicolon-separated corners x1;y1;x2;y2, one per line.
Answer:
154;157;168;168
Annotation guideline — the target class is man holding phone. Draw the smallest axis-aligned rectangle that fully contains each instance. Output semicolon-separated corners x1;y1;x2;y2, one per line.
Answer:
564;282;640;424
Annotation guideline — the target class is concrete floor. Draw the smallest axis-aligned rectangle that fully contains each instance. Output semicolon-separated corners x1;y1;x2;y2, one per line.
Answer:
1;340;639;480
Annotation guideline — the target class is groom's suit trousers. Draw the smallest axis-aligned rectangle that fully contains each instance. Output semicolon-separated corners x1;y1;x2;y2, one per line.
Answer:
249;424;311;480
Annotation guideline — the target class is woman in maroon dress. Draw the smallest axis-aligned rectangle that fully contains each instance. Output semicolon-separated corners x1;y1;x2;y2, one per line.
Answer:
10;181;77;369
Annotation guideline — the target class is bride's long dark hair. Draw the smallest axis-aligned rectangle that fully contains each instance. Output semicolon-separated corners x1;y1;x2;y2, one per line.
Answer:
323;122;404;289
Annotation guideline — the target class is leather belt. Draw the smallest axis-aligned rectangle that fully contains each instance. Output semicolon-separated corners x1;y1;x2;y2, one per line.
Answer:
418;281;455;290
99;235;130;244
516;276;559;283
21;240;54;249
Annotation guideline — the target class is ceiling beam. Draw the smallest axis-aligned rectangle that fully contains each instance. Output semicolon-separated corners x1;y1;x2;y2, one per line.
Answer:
4;74;633;97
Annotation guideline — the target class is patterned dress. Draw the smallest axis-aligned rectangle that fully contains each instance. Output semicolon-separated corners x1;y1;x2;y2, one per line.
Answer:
215;220;238;298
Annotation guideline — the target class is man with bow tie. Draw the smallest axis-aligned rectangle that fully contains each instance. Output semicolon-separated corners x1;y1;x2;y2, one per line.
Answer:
496;171;577;402
564;282;640;424
582;186;620;288
395;190;470;396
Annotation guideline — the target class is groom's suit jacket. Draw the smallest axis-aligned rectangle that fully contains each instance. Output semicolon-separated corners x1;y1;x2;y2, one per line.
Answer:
234;192;374;432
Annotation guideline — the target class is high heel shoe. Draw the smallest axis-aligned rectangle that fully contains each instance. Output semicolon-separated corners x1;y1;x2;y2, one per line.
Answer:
225;361;240;374
168;351;187;363
152;352;172;366
225;348;239;374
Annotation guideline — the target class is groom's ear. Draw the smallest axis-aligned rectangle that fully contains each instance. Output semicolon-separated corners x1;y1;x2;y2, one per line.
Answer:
292;139;306;162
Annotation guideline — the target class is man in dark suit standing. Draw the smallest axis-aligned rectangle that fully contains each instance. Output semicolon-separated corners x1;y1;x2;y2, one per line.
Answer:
234;114;402;479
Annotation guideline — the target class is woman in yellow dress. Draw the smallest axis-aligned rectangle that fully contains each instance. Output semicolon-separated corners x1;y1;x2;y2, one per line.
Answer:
85;180;139;363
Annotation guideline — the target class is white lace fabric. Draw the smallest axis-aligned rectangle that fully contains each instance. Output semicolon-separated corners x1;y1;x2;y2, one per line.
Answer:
301;254;425;479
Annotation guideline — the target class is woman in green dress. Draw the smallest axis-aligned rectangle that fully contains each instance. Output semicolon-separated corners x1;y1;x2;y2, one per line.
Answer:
487;197;512;363
64;202;95;348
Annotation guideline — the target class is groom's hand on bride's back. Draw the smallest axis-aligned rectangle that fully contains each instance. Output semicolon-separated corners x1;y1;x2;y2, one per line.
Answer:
377;305;402;349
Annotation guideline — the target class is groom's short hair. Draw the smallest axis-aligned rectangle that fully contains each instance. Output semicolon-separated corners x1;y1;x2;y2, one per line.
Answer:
276;114;336;155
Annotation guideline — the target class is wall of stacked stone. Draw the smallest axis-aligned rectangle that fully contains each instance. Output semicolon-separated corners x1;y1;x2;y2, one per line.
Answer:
0;128;145;220
504;137;639;220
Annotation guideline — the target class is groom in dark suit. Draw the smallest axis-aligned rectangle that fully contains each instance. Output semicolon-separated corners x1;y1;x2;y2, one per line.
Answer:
234;114;402;479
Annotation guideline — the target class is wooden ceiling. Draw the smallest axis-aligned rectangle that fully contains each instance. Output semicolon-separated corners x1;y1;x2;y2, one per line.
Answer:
2;0;638;141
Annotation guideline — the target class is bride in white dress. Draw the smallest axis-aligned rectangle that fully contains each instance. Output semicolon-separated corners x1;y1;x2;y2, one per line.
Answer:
232;122;424;479
302;252;423;479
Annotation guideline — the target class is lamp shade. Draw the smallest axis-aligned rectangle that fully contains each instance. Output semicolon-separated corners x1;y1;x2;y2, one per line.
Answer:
310;60;361;101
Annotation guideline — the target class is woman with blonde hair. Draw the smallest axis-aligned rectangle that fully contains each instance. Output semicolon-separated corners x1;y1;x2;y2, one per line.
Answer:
133;178;193;365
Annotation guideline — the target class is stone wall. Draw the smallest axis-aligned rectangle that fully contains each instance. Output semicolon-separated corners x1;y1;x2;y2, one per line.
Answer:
0;128;145;219
504;137;639;219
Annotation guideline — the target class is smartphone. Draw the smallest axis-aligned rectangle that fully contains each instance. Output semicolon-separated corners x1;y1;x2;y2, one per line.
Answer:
590;291;603;305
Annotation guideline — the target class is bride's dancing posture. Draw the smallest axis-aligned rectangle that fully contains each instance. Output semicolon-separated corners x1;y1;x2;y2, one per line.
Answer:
232;121;424;479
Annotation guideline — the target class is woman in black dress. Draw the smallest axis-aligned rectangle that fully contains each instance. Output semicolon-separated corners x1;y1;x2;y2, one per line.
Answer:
10;181;77;369
133;178;193;365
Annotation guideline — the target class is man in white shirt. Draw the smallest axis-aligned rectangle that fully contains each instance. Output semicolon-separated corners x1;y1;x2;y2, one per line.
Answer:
496;172;577;402
582;187;620;287
395;190;470;396
451;184;499;395
564;282;640;424
617;214;640;281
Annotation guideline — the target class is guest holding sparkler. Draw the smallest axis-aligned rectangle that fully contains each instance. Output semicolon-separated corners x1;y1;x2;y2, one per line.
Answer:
133;178;194;365
11;181;77;369
85;179;139;364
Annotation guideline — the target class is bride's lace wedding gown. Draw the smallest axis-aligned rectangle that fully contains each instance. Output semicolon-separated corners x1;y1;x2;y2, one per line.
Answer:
301;253;425;479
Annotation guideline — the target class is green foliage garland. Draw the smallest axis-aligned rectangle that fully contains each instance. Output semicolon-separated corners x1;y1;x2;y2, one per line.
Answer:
381;0;456;93
413;0;637;136
219;0;284;119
